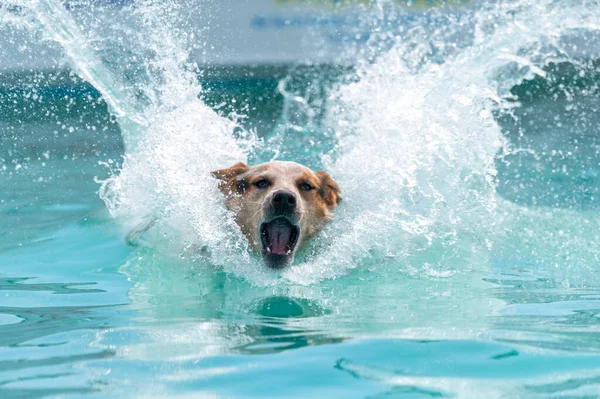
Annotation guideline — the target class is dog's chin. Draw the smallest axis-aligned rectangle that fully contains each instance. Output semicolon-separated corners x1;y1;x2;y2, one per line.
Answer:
260;217;300;269
261;252;295;269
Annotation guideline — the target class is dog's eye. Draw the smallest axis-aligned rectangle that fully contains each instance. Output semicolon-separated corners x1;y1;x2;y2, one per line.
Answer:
254;179;270;189
299;182;314;192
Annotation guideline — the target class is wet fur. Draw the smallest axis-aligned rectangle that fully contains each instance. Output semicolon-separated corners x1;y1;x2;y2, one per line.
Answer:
212;161;342;267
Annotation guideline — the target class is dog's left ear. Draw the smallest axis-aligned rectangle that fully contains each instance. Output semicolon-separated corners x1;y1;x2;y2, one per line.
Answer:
316;171;342;207
211;162;250;196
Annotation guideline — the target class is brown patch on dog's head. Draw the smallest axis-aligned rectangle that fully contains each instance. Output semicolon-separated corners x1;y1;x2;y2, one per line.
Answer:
316;171;343;207
212;161;342;269
211;162;250;197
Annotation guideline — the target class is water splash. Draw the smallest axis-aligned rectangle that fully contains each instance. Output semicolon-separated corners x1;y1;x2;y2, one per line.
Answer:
280;0;600;284
25;0;206;150
28;0;145;148
21;0;600;285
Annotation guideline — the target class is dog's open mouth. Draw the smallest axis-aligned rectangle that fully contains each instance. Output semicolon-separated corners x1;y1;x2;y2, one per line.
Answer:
261;217;299;255
260;217;299;268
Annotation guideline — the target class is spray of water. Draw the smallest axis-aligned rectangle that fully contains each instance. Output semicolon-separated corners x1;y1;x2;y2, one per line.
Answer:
279;0;600;284
22;0;600;285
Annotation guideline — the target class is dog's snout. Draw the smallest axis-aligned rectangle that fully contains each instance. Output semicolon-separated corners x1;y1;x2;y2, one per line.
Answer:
273;191;296;205
271;190;297;214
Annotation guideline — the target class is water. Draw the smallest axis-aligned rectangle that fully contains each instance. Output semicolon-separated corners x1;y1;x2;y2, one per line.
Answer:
3;0;600;397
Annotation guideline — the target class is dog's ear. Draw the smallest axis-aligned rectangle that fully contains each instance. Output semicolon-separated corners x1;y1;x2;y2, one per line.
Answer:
211;162;250;196
316;171;342;207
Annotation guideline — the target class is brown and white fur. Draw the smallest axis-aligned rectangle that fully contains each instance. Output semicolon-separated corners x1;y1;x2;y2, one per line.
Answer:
212;161;342;269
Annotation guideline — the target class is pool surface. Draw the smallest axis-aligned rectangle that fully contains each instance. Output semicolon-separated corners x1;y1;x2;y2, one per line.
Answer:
3;0;600;397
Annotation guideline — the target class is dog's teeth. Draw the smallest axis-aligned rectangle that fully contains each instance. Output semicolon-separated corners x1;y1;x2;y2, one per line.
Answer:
267;247;271;253
286;249;291;255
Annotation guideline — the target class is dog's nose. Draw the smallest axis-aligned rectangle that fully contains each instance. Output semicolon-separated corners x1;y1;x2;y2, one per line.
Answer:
272;190;297;215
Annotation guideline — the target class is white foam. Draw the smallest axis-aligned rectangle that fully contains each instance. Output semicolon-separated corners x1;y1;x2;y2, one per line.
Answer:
98;99;263;278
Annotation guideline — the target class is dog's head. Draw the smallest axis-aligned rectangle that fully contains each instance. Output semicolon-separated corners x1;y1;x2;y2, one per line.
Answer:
212;161;342;269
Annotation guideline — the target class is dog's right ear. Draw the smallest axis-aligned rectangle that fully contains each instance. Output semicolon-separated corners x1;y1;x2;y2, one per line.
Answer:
211;162;250;197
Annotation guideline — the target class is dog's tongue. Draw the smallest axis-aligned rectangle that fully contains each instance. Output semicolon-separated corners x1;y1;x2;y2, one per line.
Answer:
267;221;292;255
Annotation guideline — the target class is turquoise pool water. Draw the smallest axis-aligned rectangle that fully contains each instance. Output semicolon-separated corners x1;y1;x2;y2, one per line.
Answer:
4;0;600;397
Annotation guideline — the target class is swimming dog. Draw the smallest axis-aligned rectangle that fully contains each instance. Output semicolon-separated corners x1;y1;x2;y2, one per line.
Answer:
212;161;342;269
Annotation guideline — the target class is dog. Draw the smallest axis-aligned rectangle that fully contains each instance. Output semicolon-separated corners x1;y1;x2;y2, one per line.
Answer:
212;161;342;269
